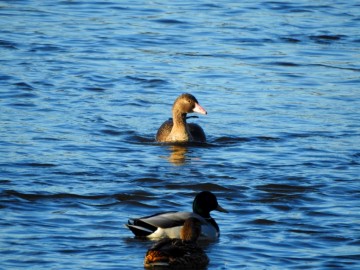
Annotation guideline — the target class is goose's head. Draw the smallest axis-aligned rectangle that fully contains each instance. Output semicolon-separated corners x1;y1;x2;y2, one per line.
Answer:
173;93;207;115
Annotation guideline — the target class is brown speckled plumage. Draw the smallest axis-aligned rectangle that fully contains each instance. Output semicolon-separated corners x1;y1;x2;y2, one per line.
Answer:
144;218;209;269
155;93;207;143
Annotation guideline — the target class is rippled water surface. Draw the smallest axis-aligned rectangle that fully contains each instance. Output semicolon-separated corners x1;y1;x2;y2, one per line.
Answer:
1;1;359;269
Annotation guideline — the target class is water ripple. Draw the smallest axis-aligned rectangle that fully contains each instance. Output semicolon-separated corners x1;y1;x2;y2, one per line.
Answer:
1;1;359;269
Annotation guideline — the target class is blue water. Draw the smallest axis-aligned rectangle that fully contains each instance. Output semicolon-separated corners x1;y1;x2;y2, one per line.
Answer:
1;1;359;269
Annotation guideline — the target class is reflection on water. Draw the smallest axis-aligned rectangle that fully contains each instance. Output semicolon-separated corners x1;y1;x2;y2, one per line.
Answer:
1;0;359;269
168;145;188;165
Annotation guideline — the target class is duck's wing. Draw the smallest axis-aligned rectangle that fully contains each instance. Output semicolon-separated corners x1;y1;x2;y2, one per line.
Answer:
126;211;176;237
145;239;209;269
142;211;201;228
126;211;207;238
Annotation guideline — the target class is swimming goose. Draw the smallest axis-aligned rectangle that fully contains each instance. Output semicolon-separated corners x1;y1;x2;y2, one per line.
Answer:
126;191;228;241
144;217;209;269
156;93;207;143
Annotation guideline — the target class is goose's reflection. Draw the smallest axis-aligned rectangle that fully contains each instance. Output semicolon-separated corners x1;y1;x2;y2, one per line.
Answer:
168;145;188;165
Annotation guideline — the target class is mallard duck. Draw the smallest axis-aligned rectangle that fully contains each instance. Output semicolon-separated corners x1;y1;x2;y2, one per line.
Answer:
156;93;207;143
144;217;209;269
126;191;228;241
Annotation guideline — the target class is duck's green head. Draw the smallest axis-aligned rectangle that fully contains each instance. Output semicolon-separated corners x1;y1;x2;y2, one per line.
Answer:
192;191;228;218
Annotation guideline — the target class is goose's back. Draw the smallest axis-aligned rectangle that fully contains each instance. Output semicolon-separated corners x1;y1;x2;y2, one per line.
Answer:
188;123;206;142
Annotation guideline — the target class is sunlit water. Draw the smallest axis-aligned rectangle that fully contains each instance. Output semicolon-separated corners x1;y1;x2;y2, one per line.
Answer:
1;1;359;269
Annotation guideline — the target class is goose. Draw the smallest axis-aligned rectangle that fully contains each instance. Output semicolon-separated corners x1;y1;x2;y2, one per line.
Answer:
156;93;207;143
144;217;209;269
126;191;228;241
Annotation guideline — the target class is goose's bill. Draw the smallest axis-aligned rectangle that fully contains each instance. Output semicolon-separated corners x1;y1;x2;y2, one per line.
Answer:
216;204;229;213
193;103;207;115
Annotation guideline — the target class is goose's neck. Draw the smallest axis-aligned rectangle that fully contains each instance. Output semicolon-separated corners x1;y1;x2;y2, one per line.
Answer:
172;110;187;130
169;109;192;141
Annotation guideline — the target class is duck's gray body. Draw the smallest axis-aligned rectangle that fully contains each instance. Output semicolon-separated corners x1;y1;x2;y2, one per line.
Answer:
127;211;220;240
126;191;228;241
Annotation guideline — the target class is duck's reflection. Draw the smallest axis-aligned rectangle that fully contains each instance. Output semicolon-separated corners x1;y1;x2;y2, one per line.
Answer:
168;145;188;165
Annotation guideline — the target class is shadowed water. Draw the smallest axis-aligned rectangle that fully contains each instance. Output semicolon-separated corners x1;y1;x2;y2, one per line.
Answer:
1;1;359;269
